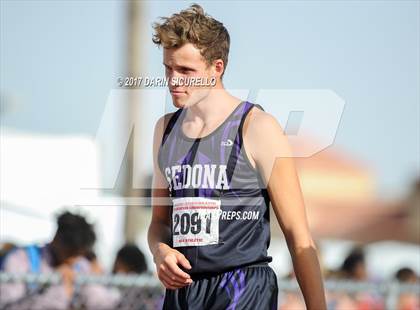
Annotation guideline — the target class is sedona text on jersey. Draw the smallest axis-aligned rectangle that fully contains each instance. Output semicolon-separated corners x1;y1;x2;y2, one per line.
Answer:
164;164;230;191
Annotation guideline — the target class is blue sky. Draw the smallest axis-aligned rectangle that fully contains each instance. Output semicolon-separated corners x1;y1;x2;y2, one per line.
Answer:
1;0;419;199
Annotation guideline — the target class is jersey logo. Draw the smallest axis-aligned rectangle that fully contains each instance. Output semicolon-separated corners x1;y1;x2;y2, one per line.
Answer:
221;139;233;147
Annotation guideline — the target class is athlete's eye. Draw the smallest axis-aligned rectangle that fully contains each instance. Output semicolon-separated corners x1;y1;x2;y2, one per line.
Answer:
179;67;194;74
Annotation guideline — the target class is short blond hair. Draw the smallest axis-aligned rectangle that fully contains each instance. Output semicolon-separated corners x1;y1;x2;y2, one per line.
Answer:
152;4;230;78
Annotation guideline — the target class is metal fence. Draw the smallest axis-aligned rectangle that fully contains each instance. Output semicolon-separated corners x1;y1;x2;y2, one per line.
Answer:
0;272;418;310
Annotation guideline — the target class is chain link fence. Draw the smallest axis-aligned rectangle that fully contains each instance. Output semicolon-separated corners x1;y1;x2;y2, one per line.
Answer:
0;272;418;309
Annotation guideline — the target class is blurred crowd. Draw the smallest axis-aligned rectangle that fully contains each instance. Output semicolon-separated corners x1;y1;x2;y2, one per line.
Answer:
280;245;420;310
0;211;158;310
0;211;418;310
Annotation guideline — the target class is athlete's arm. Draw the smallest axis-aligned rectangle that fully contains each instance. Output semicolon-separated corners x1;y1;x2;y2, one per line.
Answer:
244;109;327;310
148;114;193;290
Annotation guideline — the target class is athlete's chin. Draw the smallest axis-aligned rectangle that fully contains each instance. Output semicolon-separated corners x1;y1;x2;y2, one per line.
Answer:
171;96;190;108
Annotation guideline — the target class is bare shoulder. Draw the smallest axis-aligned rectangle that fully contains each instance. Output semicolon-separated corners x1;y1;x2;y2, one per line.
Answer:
243;107;290;168
244;105;285;139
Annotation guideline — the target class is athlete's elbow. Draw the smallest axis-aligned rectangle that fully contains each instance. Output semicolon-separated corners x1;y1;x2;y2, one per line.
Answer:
284;229;316;252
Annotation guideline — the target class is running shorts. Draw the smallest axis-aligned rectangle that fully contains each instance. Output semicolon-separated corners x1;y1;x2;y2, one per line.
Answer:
162;262;278;310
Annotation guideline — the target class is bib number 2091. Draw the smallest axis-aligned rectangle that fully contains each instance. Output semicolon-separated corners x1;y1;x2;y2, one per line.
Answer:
172;197;221;247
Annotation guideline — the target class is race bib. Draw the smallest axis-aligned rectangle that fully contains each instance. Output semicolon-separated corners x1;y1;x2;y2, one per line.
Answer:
172;197;221;247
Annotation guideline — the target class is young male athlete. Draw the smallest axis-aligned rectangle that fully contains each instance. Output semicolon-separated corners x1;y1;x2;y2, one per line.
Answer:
148;4;327;309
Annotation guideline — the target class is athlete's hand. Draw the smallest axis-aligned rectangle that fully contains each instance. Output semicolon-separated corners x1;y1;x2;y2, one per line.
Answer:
154;243;193;290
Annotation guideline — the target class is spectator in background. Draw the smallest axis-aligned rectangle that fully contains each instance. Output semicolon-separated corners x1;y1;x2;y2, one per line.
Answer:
340;246;367;281
112;243;148;274
396;267;418;283
112;244;162;310
395;267;419;310
0;242;17;269
0;211;118;310
84;249;103;275
339;246;384;310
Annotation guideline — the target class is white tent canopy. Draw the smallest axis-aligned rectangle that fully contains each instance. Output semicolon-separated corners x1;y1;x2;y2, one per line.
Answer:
0;129;125;269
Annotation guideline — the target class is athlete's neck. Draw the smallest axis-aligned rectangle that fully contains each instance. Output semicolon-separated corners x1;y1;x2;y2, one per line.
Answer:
185;90;242;125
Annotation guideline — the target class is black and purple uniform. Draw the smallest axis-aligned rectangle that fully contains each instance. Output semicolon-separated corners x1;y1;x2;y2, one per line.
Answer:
158;101;278;310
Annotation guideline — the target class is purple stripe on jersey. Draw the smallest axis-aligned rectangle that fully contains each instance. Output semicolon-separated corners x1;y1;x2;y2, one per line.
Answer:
220;102;252;164
220;119;241;164
234;134;242;161
174;146;194;193
184;145;194;163
234;101;248;117
197;150;211;165
198;188;214;197
197;149;216;197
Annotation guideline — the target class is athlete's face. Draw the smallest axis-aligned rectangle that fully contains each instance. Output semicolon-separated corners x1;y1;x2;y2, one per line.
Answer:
163;43;217;108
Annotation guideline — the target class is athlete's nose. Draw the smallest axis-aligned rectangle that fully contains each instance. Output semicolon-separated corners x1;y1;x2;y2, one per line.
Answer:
168;71;186;89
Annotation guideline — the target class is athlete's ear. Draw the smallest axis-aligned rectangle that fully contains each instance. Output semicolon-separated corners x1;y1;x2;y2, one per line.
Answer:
213;59;224;79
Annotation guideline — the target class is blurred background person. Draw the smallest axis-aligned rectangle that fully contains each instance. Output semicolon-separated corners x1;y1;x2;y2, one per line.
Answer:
84;249;104;275
340;246;368;281
338;246;384;310
111;243;162;310
112;243;148;274
0;211;119;309
395;267;419;310
0;242;17;270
